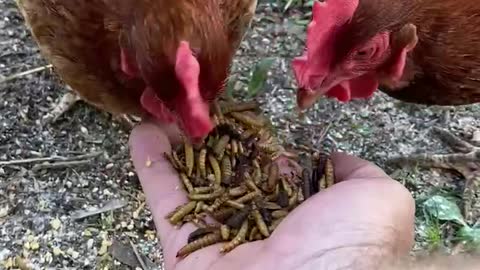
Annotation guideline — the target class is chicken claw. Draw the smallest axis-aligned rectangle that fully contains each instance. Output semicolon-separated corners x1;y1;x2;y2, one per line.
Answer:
43;89;81;124
388;126;480;219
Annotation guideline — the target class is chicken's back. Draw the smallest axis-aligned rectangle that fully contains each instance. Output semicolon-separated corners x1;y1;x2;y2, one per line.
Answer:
15;0;145;116
379;0;480;105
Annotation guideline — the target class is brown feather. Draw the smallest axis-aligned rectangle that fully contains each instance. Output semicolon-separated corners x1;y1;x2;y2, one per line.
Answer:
347;0;480;105
14;0;258;117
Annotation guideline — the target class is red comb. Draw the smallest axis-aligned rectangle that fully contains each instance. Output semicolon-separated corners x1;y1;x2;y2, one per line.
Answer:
306;0;359;59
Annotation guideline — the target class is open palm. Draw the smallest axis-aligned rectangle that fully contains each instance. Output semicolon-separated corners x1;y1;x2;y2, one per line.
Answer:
129;122;415;270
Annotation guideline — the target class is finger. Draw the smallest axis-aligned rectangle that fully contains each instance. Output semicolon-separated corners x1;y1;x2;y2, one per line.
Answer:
142;115;184;145
330;151;389;182
267;177;415;269
129;121;197;268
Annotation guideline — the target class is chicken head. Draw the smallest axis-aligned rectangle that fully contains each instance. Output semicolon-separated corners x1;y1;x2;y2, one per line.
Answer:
121;41;213;141
292;0;418;109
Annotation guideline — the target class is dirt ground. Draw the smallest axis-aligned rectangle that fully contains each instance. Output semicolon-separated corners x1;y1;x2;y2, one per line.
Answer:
1;0;480;269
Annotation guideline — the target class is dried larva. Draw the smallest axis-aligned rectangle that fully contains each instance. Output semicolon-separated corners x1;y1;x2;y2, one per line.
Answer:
213;135;230;160
325;158;334;188
198;148;207;179
225;206;251;229
188;188;224;201
231;139;239;155
281;178;293;197
252;209;270;237
225;200;245;210
168;201;197;224
249;226;259;241
221;156;232;185
271;210;288;219
235;191;259;204
184;141;194;177
208;154;222;186
228;185;248;197
188;227;218;243
267;163;280;192
180;173;194;194
220;220;249;253
195;201;205;214
206;195;229;212
177;232;222;258
211;207;236;223
230;112;265;128
220;224;230;240
193;186;215;194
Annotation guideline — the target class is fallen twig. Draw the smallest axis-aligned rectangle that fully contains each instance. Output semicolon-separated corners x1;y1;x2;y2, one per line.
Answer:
129;240;149;270
0;151;103;166
70;199;128;221
31;160;92;171
0;64;52;84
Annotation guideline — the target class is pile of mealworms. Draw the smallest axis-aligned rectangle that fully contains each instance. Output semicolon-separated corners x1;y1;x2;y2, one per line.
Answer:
164;100;335;258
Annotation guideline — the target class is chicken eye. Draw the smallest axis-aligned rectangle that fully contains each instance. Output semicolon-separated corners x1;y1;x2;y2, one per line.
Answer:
354;47;375;60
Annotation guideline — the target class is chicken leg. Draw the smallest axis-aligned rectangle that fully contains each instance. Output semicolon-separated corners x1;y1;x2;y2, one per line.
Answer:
388;127;480;218
43;87;139;130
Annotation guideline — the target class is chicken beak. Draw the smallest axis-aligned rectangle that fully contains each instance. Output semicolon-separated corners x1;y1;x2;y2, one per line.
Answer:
296;87;325;111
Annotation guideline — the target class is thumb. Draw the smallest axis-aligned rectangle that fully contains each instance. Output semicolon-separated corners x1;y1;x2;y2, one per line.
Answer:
330;151;390;182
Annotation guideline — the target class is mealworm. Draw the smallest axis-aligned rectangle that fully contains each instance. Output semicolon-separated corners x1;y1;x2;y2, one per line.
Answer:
168;201;197;224
180;173;194;194
193;186;214;194
177;232;222;258
225;206;251;229
221;156;232;185
267;163;279;192
185;141;194;177
228;185;248;197
230;112;265;128
208;154;222;186
225;200;245;210
213;135;230;160
220;220;249;253
220;224;230;240
252;209;269;237
198;148;207;179
188;188;224;201
235;191;259;204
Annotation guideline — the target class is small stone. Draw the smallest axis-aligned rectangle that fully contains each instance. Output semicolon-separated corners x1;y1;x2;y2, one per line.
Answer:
30;241;40;250
105;163;114;169
86;239;94;249
50;218;61;230
52;247;62;256
80;126;88;134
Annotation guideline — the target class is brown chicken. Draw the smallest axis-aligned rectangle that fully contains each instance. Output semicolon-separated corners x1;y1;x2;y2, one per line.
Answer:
15;0;258;141
291;0;480;214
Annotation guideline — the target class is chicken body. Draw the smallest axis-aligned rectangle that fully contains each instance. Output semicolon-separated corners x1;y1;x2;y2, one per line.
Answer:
15;0;257;140
292;0;480;216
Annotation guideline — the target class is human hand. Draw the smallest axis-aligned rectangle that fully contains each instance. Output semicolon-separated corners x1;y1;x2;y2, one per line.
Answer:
129;121;415;270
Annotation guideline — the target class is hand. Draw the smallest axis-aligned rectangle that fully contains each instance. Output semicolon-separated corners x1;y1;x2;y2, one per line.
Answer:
129;121;415;270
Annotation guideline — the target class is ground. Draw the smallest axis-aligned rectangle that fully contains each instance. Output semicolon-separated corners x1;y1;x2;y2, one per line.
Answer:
1;0;480;269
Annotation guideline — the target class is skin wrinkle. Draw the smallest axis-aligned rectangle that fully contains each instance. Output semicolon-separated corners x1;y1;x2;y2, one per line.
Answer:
304;243;391;270
281;223;400;270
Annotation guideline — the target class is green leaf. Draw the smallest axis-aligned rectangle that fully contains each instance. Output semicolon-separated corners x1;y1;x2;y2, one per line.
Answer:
422;195;466;226
247;57;275;98
458;226;480;247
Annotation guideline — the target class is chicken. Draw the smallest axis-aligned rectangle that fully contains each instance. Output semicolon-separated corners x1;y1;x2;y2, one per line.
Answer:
15;0;258;140
291;0;480;214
